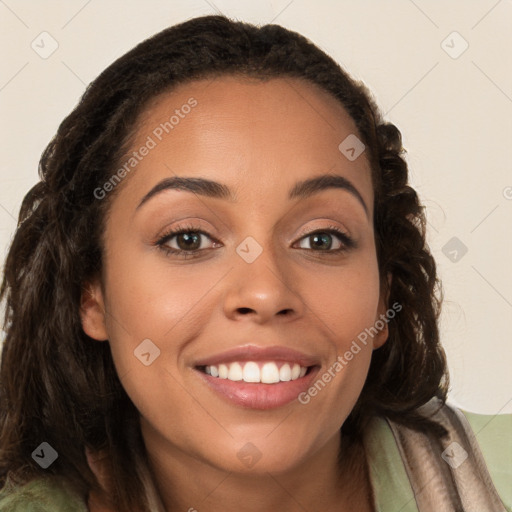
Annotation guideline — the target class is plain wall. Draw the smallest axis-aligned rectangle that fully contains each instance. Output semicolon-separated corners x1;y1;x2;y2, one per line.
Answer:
0;0;511;414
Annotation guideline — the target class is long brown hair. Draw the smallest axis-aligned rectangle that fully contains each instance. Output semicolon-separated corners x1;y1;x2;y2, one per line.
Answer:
0;14;448;511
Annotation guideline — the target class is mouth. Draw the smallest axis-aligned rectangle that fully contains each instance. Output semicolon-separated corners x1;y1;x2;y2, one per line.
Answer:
192;345;322;410
197;360;312;383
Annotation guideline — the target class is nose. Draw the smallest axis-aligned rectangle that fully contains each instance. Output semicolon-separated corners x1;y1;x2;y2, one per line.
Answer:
222;239;305;324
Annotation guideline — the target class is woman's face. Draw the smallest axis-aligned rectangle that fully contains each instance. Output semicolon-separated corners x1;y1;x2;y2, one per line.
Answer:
82;76;388;476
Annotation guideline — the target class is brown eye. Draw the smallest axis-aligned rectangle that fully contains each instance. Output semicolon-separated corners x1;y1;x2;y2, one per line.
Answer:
160;231;213;252
156;225;219;257
172;232;203;251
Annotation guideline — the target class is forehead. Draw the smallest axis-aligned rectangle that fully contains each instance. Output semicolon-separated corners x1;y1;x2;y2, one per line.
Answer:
119;76;373;212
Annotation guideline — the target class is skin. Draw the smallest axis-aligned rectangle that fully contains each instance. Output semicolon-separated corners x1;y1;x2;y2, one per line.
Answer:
81;76;389;511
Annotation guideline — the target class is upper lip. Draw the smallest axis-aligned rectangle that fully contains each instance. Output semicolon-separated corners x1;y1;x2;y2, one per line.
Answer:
193;345;321;368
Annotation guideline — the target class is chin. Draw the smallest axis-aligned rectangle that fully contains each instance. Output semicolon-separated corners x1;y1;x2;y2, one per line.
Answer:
203;432;325;476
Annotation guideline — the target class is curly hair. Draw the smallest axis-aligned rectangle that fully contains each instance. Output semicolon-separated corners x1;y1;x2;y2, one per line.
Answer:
0;14;448;511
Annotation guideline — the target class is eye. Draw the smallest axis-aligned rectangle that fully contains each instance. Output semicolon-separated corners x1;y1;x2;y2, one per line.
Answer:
295;226;355;254
156;224;219;258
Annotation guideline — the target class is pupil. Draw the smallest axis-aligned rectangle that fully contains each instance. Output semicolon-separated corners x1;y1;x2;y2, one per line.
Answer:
179;233;200;250
312;233;331;250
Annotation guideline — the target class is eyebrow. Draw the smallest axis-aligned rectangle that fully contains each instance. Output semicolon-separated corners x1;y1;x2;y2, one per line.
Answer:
136;174;369;216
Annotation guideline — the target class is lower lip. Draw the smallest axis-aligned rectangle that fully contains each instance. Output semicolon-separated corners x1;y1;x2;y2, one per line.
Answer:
195;366;321;410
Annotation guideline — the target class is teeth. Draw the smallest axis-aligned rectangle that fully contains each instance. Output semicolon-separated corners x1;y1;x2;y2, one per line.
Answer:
227;362;243;381
279;363;291;382
203;361;309;384
243;362;260;383
261;362;280;383
218;364;228;379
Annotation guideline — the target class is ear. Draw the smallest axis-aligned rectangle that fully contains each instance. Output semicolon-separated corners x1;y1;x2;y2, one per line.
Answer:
373;272;392;350
80;277;108;342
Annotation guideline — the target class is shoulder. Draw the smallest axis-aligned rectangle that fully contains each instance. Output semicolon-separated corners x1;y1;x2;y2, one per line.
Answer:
423;400;511;506
391;399;511;511
0;475;88;512
461;407;512;509
364;399;511;512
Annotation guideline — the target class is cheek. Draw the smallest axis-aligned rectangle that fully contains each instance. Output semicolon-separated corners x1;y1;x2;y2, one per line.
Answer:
100;248;219;375
104;223;224;323
301;254;381;346
99;254;214;433
295;254;380;409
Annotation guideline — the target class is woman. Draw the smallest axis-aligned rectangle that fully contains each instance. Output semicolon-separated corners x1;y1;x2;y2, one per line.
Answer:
0;14;509;512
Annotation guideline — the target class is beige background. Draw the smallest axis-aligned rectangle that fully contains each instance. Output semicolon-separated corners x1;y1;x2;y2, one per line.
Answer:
0;0;511;414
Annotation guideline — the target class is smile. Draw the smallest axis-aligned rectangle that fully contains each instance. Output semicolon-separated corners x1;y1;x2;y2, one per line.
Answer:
201;361;308;383
193;344;321;409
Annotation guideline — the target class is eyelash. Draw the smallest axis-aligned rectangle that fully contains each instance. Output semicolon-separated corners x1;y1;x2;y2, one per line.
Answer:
155;223;356;259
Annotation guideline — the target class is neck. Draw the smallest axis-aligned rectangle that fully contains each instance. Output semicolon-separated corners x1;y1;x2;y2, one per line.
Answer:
143;427;374;512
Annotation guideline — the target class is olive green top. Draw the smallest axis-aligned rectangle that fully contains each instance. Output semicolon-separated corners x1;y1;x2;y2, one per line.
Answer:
0;409;510;511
